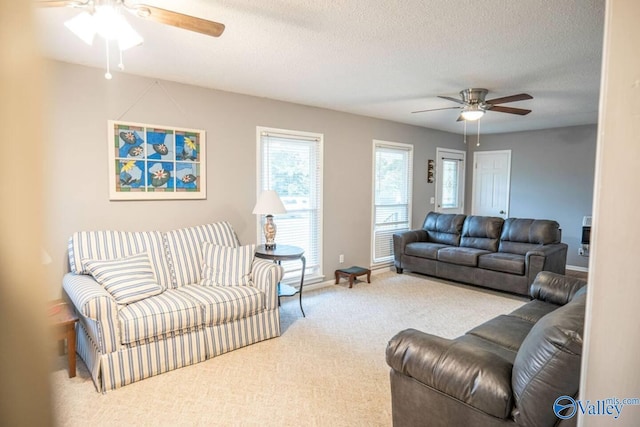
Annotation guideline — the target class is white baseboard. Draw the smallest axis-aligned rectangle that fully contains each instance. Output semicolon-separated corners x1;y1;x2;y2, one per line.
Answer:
566;265;589;273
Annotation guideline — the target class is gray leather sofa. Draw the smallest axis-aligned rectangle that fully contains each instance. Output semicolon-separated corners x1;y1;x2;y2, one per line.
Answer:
386;272;587;427
393;212;568;296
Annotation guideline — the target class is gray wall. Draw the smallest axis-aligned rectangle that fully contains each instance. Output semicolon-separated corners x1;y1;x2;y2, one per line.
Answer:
465;125;597;268
43;60;463;297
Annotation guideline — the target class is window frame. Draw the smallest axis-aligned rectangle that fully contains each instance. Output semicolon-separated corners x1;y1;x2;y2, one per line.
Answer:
371;139;414;266
256;126;324;284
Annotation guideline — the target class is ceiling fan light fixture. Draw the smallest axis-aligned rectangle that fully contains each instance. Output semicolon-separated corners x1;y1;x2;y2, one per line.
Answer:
64;12;96;45
460;105;485;121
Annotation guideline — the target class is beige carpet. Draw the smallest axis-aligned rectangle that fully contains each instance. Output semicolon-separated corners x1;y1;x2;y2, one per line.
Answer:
51;271;526;426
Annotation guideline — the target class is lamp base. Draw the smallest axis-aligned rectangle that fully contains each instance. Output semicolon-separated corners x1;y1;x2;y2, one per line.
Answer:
263;215;277;250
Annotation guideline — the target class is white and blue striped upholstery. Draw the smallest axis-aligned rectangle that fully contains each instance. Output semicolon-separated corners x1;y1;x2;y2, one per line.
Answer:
68;231;173;290
65;222;285;392
250;259;284;310
84;253;164;304
63;273;121;354
118;289;203;344
165;222;240;288
200;243;255;287
177;285;264;325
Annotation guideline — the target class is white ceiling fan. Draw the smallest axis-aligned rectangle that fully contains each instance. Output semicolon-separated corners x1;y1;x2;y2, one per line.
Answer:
37;0;225;78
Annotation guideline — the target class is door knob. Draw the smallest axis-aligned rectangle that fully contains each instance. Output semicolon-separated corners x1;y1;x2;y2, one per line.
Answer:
499;210;505;214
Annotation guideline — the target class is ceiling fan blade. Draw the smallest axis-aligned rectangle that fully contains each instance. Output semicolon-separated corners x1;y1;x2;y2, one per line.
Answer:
35;0;89;7
412;106;461;114
485;93;533;105
488;105;532;115
438;95;465;104
126;3;225;37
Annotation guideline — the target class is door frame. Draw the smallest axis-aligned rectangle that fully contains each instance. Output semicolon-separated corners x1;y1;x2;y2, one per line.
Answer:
471;149;512;217
435;147;466;214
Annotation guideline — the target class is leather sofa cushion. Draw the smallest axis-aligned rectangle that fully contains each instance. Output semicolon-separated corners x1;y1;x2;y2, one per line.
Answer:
437;247;491;266
477;252;525;275
512;293;586;427
508;299;559;324
466;315;535;353
499;218;561;255
422;212;465;246
405;242;451;260
460;215;503;251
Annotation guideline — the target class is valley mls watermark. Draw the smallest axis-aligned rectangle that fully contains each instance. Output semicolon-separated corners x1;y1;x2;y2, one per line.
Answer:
554;395;640;420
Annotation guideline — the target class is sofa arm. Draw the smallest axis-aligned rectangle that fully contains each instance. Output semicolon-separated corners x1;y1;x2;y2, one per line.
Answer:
393;229;428;268
386;328;514;419
62;273;121;354
251;259;284;310
529;271;587;305
525;243;568;281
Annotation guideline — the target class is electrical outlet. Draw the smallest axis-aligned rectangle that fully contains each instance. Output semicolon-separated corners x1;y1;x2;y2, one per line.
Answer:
339;254;344;263
430;197;435;204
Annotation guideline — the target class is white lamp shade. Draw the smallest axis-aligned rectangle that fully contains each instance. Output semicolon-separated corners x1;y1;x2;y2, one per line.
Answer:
252;190;286;215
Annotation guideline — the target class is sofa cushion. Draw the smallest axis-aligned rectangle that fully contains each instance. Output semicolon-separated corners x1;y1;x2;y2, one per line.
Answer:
68;230;173;290
165;222;241;288
460;215;503;251
437;247;491;267
405;242;451;260
508;300;559;324
477;252;525;275
84;253;164;304
512;293;586;427
422;212;465;246
499;218;561;255
200;243;255;287
176;285;265;325
118;289;203;344
466;315;536;353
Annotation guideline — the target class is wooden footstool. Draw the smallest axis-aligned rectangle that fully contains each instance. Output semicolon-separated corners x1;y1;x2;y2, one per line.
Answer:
335;266;371;288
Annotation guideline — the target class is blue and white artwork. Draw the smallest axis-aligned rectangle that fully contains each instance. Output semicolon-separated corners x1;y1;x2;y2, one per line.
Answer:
109;120;205;200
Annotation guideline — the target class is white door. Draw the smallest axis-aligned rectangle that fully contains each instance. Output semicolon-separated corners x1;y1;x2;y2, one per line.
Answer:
472;150;511;218
435;148;465;214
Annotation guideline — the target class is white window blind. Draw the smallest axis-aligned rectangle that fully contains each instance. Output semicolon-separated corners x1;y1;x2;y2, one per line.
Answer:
257;127;323;282
372;141;413;264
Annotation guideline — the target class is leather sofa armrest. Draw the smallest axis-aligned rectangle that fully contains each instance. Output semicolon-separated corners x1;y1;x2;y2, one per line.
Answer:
393;229;428;266
62;273;121;354
525;243;568;282
386;328;514;419
529;271;587;305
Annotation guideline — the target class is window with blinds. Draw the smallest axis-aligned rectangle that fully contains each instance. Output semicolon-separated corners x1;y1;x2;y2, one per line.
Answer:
372;140;413;264
257;127;323;282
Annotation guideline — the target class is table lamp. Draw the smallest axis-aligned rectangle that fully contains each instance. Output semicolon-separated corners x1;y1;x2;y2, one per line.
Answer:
252;190;286;249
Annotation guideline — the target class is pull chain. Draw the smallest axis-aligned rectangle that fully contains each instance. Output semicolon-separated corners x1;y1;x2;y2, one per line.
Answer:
476;119;481;147
463;119;467;144
105;39;112;80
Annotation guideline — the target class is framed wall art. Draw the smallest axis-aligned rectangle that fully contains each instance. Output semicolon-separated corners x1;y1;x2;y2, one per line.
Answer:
107;120;206;200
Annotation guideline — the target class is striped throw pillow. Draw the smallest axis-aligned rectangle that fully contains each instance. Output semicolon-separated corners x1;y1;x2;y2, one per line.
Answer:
83;253;164;304
200;242;256;287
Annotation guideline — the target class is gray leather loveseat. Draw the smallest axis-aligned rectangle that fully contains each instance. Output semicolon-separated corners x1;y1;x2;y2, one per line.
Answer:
386;272;587;427
393;212;568;296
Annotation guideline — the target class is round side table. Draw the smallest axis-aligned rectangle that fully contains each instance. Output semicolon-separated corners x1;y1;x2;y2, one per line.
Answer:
255;244;306;317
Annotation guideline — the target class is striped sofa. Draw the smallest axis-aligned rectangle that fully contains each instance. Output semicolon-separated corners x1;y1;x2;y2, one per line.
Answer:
62;221;284;392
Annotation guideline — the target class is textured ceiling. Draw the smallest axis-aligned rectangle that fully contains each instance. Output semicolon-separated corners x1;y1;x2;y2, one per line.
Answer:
34;0;606;134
